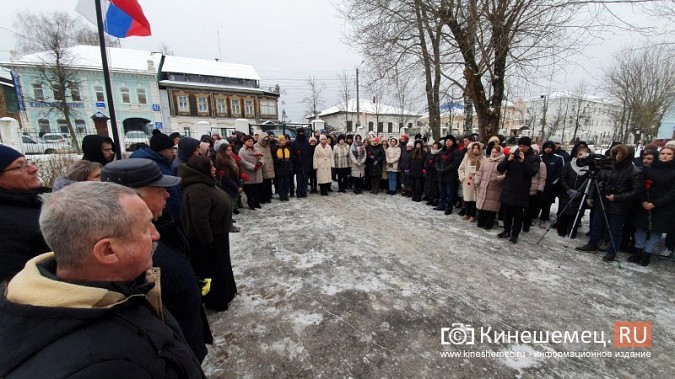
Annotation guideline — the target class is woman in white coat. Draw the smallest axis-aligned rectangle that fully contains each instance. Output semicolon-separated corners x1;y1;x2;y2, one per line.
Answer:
458;142;485;222
313;135;335;195
385;137;401;195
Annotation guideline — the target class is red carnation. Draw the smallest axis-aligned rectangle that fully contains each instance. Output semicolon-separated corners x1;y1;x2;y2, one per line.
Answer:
241;173;250;182
218;169;225;177
428;159;433;164
441;155;448;160
645;179;653;190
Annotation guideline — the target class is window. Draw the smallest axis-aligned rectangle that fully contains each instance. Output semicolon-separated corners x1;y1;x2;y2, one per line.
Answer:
57;120;69;133
197;96;208;113
38;119;50;134
216;98;227;114
70;84;81;101
377;122;383;133
137;88;147;105
75;119;87;133
231;99;240;115
245;100;254;115
53;84;64;101
120;87;130;104
94;86;105;102
387;122;393;133
177;95;189;112
33;84;44;101
368;121;374;132
346;120;353;132
260;99;277;116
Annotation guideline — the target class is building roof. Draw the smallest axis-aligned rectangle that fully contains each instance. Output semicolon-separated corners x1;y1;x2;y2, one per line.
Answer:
159;80;271;95
1;45;162;74
316;99;421;118
161;55;260;81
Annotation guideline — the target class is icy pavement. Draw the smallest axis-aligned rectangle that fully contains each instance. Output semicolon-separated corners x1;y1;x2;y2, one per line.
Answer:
202;189;675;378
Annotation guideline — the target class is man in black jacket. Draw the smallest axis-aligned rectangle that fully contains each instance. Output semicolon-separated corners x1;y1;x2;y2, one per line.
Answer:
576;144;643;262
291;128;312;198
0;182;205;378
0;145;51;283
81;134;115;166
496;137;541;243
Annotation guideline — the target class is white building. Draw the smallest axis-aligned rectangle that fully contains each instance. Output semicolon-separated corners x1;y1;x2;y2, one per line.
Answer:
309;99;422;136
525;90;621;145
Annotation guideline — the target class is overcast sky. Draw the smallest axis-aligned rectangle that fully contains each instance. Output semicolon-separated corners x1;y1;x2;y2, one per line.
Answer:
0;1;669;122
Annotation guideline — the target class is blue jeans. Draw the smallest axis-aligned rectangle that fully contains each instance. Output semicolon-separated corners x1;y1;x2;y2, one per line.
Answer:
438;181;457;210
388;172;397;192
634;228;663;253
588;211;626;257
277;176;290;199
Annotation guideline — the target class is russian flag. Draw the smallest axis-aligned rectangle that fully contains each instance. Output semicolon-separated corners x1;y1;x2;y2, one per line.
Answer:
76;0;151;38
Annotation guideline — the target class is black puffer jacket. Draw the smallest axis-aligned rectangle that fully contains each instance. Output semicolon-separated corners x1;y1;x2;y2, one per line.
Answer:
592;156;643;215
558;159;590;216
367;144;385;177
497;148;541;207
424;152;440;198
409;148;425;178
290;134;312;176
0;188;51;283
633;159;675;232
435;146;463;183
0;255;205;378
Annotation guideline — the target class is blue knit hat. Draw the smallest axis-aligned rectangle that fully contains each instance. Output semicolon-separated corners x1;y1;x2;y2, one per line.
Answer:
176;137;200;162
0;145;24;173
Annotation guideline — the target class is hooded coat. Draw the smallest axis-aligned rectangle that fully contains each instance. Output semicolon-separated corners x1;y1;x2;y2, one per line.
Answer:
313;142;334;184
591;144;643;215
178;163;236;311
475;153;505;212
385;141;401;172
290;133;313;177
0;253;205;378
255;137;276;180
0;187;51;283
81;135;114;166
458;143;485;202
497;147;541;208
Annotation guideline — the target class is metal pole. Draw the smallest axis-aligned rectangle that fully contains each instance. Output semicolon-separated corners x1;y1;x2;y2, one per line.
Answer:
356;67;360;129
94;0;122;159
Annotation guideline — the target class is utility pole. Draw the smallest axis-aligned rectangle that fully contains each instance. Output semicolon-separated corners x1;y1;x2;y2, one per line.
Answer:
356;66;361;129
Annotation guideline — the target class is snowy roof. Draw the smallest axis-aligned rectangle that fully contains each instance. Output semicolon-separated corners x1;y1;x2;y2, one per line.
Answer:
159;80;268;94
317;99;421;118
529;90;608;104
161;55;260;81
2;45;162;74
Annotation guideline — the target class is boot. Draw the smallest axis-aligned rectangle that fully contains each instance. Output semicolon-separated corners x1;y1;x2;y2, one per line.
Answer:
444;207;453;215
497;230;510;239
639;252;651;267
627;248;643;263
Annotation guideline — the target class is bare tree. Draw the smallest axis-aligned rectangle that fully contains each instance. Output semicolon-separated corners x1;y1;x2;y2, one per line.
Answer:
158;43;174;56
604;46;675;144
389;67;421;133
303;75;325;121
337;71;353;130
13;11;90;153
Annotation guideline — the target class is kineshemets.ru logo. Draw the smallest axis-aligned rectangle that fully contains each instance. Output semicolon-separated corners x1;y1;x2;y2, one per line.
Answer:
441;322;652;350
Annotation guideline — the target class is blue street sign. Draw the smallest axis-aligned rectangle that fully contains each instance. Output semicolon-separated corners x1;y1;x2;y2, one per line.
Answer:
155;121;163;130
152;104;161;111
96;102;106;108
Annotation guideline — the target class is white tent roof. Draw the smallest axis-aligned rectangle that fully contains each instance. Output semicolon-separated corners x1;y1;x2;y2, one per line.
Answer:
161;55;260;81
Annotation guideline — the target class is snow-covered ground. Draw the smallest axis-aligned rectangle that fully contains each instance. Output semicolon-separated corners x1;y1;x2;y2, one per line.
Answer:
203;187;675;378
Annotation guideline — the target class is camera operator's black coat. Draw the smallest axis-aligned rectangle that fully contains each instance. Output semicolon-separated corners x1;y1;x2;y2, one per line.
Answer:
497;148;541;208
634;159;675;233
591;157;643;215
558;159;589;215
435;146;463;183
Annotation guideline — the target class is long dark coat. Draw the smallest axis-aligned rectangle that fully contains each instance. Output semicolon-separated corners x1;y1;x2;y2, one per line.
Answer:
367;144;385;177
633;159;675;233
497;148;541;208
558;159;590;216
423;152;440;198
435;146;463;183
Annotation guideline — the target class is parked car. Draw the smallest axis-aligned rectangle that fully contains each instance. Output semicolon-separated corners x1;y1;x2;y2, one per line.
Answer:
41;133;71;146
21;135;73;155
124;131;150;151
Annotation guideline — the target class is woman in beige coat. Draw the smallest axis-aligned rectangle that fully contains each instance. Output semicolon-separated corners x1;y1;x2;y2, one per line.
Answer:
385;137;401;195
458;142;485;222
238;135;264;209
313;135;334;195
475;145;505;230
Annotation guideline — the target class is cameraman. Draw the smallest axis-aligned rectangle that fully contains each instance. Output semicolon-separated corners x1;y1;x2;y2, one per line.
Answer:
576;144;643;262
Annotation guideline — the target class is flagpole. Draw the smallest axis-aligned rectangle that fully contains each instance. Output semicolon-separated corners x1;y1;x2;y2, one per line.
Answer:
94;0;122;160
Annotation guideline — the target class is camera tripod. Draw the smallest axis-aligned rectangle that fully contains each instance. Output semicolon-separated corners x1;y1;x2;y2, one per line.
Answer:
537;169;622;269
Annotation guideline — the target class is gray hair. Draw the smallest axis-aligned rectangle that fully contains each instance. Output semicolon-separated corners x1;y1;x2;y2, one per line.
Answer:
65;160;103;182
39;181;138;269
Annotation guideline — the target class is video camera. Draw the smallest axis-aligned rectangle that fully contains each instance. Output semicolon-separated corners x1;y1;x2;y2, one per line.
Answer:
578;153;611;171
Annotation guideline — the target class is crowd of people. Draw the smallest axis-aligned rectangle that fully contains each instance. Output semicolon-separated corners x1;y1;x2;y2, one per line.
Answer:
0;126;673;375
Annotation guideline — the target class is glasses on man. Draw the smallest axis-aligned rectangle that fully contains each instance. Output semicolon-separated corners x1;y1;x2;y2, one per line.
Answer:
2;160;34;173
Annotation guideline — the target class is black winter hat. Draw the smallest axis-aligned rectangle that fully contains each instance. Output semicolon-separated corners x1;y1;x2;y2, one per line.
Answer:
0;145;24;173
518;136;532;147
542;140;555;150
445;134;457;145
102;158;181;188
150;133;174;152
